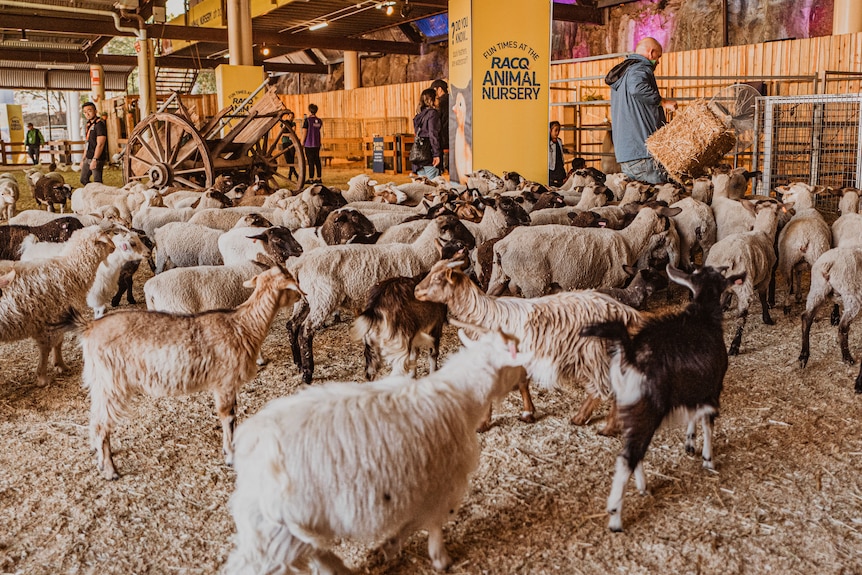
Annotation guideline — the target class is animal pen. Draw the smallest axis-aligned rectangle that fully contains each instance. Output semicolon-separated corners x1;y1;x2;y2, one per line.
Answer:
753;93;862;212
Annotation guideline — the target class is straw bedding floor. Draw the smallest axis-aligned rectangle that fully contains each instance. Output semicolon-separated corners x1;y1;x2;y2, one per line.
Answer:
2;268;861;575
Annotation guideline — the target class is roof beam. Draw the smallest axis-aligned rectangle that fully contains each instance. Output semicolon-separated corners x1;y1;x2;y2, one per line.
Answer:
0;47;327;73
0;13;423;54
552;2;603;25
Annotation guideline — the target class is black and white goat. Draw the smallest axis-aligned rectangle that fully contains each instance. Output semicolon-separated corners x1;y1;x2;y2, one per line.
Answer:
581;264;744;532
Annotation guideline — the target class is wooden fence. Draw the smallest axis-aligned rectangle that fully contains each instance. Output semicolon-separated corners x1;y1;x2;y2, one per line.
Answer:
1;140;86;167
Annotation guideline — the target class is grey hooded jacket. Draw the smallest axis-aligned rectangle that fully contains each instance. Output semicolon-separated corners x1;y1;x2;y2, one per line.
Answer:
606;54;666;164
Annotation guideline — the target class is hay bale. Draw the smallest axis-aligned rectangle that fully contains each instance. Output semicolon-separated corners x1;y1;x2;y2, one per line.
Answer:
646;100;736;179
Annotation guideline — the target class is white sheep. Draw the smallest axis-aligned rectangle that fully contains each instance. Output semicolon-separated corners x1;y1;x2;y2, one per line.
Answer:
224;328;529;574
0;178;19;221
0;226;115;385
132;206;198;238
704;199;784;355
153;221;224;273
60;265;303;480
670;196;717;269
340;173;378;203
187;206;278;232
488;204;681;298
416;257;644;432
831;187;862;248
775;182;832;313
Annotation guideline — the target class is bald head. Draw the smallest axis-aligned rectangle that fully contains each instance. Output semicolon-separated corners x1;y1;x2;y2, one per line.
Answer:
635;37;663;62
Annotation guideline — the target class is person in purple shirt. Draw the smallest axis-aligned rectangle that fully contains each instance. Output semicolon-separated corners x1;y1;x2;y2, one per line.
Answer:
301;103;324;183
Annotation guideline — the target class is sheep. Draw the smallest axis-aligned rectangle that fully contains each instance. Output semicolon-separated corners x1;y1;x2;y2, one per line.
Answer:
396;180;443;206
604;172;631;200
597;265;668;310
831;187;862;248
573;185;614;210
8;209;120;228
153;222;224;273
1;217;84;261
488;204;681;298
0;178;19;221
580;264;745;532
132;206;199;238
341;173;378;203
146;227;303;315
669;196;717;269
162;189;232;210
775;182;832;313
466;169;506;194
33;176;73;213
223;328;529;574
351;273;447;380
286;216;471;384
293;207;379;252
373;182;410;205
798;246;862;380
72;182;159;221
0;226;115;385
704;199;785;355
502;170;525;190
218;224;301;267
619;181;654;206
186;206;277;232
653;182;685;205
415;257;644;432
529;207;581;226
691;176;714;204
58;265;303;480
111;229;155;307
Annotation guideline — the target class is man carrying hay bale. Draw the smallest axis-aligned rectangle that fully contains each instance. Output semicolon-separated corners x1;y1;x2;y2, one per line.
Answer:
605;37;677;184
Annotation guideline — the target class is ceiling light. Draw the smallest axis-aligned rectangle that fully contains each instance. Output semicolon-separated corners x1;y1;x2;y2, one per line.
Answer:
308;21;329;31
20;29;28;42
385;4;393;15
261;44;270;56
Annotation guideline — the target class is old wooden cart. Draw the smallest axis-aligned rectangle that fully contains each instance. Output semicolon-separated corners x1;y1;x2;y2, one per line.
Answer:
123;81;306;191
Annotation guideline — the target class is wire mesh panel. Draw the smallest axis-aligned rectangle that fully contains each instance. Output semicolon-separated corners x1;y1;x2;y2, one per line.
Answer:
753;94;862;214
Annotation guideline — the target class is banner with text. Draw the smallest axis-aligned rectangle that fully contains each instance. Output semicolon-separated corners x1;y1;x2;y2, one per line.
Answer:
470;0;551;184
448;0;472;185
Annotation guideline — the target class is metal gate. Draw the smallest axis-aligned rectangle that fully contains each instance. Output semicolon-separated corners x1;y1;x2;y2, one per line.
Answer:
753;94;862;205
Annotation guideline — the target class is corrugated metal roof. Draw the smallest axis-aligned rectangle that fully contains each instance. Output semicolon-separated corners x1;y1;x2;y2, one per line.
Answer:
0;65;130;90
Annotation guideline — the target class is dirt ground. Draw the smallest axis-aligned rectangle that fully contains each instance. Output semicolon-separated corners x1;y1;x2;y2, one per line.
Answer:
1;167;862;575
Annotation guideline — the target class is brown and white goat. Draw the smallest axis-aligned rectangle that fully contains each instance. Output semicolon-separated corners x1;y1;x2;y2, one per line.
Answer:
59;265;303;480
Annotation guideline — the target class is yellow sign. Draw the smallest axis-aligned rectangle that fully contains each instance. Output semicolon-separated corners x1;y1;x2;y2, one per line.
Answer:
470;0;551;184
216;64;265;133
0;104;26;164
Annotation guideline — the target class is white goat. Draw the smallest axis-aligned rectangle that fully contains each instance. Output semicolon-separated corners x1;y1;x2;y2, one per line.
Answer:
224;329;529;574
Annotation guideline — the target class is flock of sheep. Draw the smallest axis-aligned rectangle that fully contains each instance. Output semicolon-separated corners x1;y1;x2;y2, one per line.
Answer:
0;161;860;573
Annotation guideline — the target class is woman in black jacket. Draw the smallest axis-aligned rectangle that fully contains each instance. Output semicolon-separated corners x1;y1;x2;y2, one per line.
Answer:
411;88;442;178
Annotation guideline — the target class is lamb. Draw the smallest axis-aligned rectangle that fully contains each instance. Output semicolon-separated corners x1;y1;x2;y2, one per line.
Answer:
146;227;303;314
132;206;199;237
704;199;785;355
153;221;224;273
223;329;528;574
71;182;159;221
58;265;303;480
286;216;469;384
596;265;668;310
1;217;84;260
373;182;410;205
0;226;115;385
0;177;19;221
111;229;155;307
9;208;122;228
488;204;681;298
341;173;378;203
415;257;644;432
351;273;447;380
604;172;631;200
831;187;862;248
186;206;277;232
218;224;303;267
798;246;862;384
33;176;73;212
574;185;614;210
580;264;744;532
669;196;717;269
162;189;232;210
691;176;714;204
619;181;654;206
775;182;832;313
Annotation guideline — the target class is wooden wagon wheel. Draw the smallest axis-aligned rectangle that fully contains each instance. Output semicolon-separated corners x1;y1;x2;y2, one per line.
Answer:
124;112;214;190
248;110;306;194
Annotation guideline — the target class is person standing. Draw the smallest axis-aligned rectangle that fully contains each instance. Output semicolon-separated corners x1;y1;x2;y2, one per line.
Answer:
548;121;566;187
281;110;299;181
80;102;108;185
430;79;449;170
301;103;323;184
411;88;442;179
605;37;677;184
25;123;45;165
